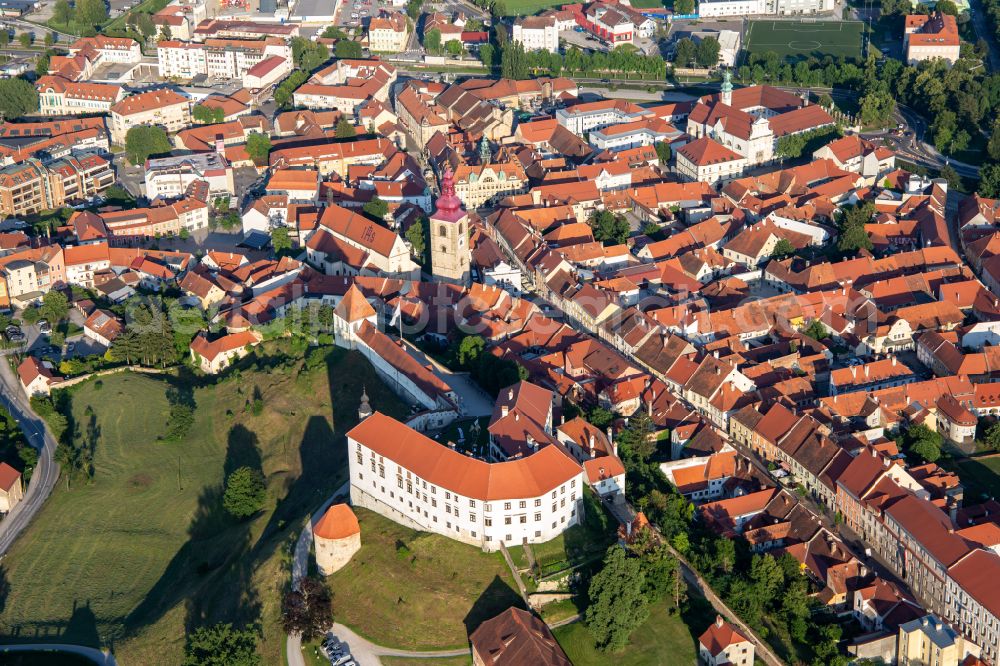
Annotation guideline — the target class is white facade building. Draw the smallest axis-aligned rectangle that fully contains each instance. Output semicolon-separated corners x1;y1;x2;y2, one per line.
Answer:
512;16;560;54
699;0;832;16
144;153;235;199
348;412;586;551
555;99;650;135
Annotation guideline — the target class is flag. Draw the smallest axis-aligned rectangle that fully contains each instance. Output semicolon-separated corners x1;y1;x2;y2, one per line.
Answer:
389;300;401;328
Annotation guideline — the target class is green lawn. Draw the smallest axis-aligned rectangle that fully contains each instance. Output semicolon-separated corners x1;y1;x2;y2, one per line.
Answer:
745;19;864;62
326;509;524;650
508;488;616;577
538;596;584;623
946;456;1000;502
0;344;406;665
499;0;567;16
552;600;703;666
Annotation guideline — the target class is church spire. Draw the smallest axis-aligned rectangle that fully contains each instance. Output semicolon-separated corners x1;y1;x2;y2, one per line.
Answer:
721;68;733;107
358;387;372;421
432;168;465;222
478;136;491;165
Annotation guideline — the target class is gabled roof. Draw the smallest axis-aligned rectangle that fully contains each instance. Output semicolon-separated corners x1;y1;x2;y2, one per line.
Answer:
699;615;749;655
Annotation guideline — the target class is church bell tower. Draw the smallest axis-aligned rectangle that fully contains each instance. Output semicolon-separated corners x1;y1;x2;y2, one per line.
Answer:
429;168;471;286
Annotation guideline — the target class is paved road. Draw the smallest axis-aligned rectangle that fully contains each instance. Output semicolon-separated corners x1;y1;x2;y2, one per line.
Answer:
0;354;60;557
0;643;117;665
968;0;1000;71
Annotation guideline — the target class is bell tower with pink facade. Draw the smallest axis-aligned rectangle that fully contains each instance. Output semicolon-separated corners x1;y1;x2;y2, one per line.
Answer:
429;168;471;286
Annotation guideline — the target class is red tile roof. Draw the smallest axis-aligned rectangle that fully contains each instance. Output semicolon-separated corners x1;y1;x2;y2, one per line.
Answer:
313;503;361;540
347;412;582;501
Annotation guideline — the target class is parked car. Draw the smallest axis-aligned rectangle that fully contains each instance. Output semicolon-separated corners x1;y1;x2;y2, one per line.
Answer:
38;319;51;334
331;654;353;666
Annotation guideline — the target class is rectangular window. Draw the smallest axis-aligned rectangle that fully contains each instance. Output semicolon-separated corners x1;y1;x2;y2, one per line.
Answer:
519;500;526;509
485;518;492;526
534;499;541;507
469;499;476;508
504;502;511;510
470;513;476;522
505;517;512;525
355;451;363;464
534;512;541;521
519;516;527;524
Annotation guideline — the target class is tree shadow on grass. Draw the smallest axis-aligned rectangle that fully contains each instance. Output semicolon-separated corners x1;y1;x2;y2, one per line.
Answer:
257;415;344;544
678;589;718;656
462;575;526;637
124;427;264;641
224;424;263;479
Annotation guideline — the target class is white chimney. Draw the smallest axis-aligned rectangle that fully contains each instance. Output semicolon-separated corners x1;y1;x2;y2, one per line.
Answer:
588;434;595;457
501;405;509;418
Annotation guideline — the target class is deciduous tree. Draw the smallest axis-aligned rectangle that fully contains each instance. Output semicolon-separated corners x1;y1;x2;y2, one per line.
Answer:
585;546;650;651
281;577;333;641
124;125;171;164
245;132;271;163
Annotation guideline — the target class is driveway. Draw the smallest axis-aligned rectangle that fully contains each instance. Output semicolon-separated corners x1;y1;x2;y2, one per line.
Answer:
399;340;494;418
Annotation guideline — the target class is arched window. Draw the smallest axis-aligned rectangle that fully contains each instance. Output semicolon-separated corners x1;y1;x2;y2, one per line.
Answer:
438;225;447;237
439;245;447;254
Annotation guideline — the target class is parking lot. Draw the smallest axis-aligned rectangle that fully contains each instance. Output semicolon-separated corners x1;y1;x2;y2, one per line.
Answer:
318;633;356;666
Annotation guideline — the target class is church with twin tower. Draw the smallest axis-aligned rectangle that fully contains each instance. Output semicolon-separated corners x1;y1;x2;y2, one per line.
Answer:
429;168;472;286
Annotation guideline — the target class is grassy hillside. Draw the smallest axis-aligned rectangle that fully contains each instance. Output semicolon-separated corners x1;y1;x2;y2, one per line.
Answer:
553;598;708;666
0;344;407;665
327;509;524;650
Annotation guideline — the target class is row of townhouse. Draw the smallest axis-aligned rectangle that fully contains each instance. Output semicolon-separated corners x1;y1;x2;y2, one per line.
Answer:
835;449;1000;664
0;152;114;218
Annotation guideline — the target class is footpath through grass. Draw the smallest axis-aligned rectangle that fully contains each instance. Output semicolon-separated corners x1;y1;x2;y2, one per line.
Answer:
0;344;406;665
326;508;524;650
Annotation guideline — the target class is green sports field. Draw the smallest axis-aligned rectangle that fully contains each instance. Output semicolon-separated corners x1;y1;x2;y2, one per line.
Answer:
744;19;865;62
